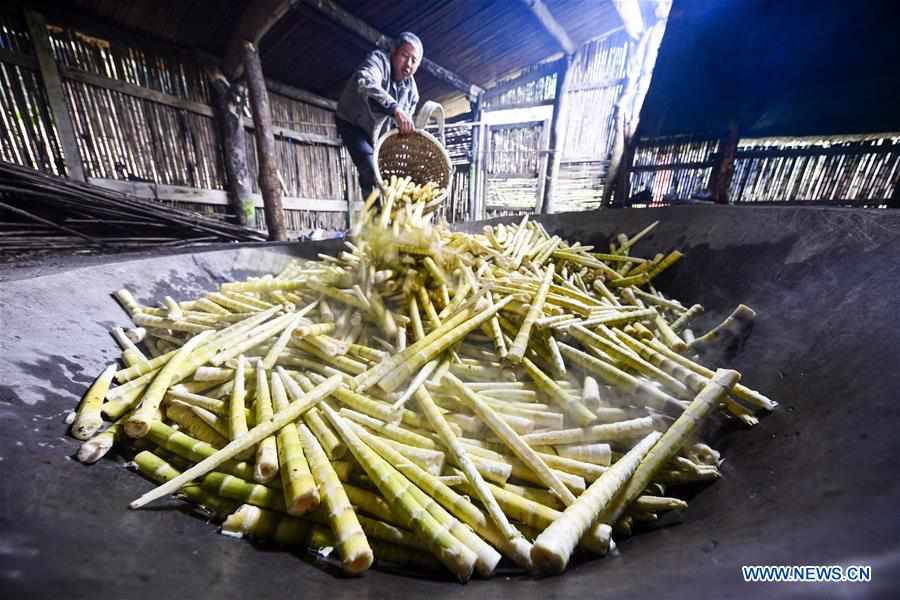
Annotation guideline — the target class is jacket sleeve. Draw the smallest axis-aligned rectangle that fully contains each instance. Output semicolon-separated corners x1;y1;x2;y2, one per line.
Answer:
354;51;397;115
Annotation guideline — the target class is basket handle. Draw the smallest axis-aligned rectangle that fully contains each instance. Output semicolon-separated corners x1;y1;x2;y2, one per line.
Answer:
414;100;445;145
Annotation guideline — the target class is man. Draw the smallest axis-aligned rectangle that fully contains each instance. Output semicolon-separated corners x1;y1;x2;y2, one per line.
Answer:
336;32;422;199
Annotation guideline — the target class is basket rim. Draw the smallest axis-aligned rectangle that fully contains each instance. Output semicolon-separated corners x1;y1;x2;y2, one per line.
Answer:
372;128;453;190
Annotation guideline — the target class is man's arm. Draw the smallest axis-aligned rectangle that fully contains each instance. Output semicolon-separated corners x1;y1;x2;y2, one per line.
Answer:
354;51;397;115
393;80;418;135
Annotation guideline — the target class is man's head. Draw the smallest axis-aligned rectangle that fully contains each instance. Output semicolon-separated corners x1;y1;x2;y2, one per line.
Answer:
390;32;423;82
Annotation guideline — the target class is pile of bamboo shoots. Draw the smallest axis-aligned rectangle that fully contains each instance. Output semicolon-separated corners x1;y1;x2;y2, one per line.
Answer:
68;177;776;581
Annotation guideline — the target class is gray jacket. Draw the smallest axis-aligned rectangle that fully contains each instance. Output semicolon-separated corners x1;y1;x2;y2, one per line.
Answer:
336;49;419;142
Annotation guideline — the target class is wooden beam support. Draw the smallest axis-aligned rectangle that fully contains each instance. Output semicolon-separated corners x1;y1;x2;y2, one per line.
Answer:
266;79;337;111
468;96;484;220
612;0;645;40
301;0;483;97
631;160;714;172
612;137;636;206
604;0;671;206
87;178;347;212
23;9;86;182
522;0;576;55
224;0;300;79
540;56;573;214
62;66;340;145
709;121;739;205
209;69;255;226
534;116;553;213
243;42;287;241
0;47;37;70
61;65;216;117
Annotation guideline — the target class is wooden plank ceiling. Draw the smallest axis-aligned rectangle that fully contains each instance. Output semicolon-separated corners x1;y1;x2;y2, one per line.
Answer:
65;0;621;107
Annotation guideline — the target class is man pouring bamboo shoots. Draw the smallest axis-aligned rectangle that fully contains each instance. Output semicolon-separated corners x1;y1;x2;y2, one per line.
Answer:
336;32;422;199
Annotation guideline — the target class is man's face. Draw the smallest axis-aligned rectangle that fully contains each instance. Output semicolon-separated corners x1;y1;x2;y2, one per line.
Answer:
391;42;421;81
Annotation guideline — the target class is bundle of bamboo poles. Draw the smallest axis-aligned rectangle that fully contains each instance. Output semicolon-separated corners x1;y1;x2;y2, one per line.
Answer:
0;161;266;258
68;177;776;581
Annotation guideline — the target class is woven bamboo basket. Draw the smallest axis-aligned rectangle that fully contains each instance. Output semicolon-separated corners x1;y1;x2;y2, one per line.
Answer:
374;128;452;204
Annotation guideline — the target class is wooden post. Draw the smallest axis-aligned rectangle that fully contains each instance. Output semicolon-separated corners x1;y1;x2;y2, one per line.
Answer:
710;121;739;204
479;123;490;220
534;117;552;213
24;9;86;182
209;71;255;226
604;0;671;207
343;147;362;229
541;56;573;214
468;96;483;221
522;0;576;55
242;42;287;241
612;137;636;206
612;0;645;40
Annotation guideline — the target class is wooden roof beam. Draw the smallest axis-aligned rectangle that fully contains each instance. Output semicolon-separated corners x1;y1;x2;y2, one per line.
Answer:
612;0;645;40
522;0;576;56
301;0;483;99
223;0;301;80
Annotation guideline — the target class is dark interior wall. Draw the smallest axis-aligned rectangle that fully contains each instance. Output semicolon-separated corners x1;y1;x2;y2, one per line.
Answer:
639;0;900;138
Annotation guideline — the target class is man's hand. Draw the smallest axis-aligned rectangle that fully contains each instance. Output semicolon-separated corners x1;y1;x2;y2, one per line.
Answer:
393;107;415;135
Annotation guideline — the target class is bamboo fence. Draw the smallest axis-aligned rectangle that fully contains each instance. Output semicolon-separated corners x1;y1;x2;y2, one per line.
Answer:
0;9;352;237
477;29;629;216
627;133;900;206
0;12;66;176
729;135;900;205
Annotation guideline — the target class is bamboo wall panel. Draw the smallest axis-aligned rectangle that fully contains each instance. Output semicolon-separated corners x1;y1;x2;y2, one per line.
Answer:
432;123;473;166
0;60;66;176
254;208;347;235
0;11;66;176
0;12;358;235
560;30;628;162
627;134;899;206
430;167;471;224
560;84;621;161
269;91;337;139
482;122;542;213
47;22;211;104
247;90;356;232
730;135;900;205
1;11;32;54
566;30;629;90
632;137;719;167
483;70;557;110
627;136;718;205
64;80;225;189
486;205;533;219
554;30;628;213
629;167;713;207
169;201;228;219
486;178;538;213
486;123;542;177
554;161;608;211
243;133;344;200
1;11;357;235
